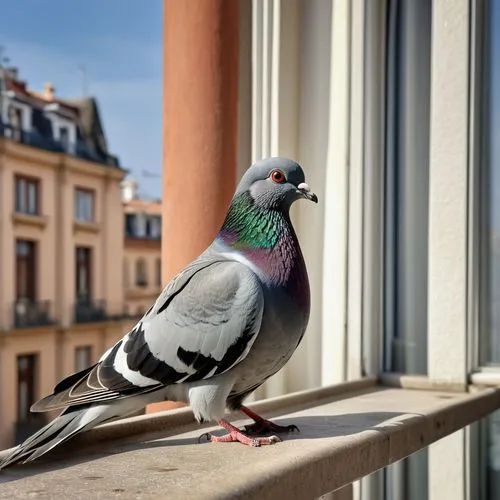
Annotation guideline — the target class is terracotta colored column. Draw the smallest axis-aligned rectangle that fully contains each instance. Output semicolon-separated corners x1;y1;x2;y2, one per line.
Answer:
150;0;239;415
162;0;239;283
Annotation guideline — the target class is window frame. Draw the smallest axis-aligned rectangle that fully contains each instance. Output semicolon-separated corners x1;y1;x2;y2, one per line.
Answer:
14;174;41;216
16;353;38;422
74;187;95;223
75;246;92;303
135;258;148;287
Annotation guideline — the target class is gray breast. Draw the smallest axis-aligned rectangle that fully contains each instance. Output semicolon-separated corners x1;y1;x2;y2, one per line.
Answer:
228;284;308;397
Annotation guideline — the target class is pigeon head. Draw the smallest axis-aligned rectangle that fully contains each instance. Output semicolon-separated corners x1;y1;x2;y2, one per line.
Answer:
235;157;318;210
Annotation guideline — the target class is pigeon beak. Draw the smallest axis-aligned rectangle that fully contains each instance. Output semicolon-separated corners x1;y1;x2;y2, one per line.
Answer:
297;183;318;203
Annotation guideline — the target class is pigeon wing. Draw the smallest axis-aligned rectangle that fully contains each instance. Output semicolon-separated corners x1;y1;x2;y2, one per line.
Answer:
31;258;264;412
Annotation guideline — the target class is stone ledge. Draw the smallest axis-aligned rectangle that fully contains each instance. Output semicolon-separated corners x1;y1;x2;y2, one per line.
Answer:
1;378;499;500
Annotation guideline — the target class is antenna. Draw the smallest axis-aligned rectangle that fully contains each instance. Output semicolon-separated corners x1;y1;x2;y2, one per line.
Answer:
78;64;88;97
142;169;161;179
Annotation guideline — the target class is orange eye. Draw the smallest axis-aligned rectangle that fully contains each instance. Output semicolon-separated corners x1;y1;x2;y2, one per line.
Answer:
270;169;286;184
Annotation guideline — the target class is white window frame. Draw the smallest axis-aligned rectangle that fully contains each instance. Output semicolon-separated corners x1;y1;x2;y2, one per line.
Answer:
45;109;77;153
2;95;31;132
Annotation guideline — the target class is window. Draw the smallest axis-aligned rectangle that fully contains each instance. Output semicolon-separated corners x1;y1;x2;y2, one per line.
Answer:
135;258;148;287
125;213;136;237
156;258;162;287
14;176;40;215
16;240;36;301
75;346;92;372
59;126;70;151
150;216;161;239
382;1;432;498
75;188;95;222
17;354;37;421
124;258;130;288
479;1;500;497
75;247;92;302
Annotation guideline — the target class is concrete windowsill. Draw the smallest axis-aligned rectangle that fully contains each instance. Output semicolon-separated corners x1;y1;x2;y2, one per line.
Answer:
1;377;499;499
11;212;48;229
73;220;100;234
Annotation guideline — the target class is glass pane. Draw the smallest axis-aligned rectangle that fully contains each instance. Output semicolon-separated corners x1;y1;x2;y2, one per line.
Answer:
15;178;25;212
27;182;37;214
480;0;500;366
383;0;431;499
480;2;500;499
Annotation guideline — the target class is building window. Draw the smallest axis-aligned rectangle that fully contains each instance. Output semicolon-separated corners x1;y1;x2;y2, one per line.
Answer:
156;258;162;287
59;126;70;151
124;258;130;288
136;258;148;287
125;213;135;237
76;247;92;302
150;216;161;239
16;240;36;301
14;176;40;215
17;354;37;421
75;188;95;222
75;346;93;372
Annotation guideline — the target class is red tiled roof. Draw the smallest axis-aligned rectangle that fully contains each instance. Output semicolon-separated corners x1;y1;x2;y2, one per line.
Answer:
123;198;162;216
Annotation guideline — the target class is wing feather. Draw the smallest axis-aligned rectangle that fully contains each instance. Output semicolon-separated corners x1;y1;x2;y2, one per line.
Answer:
31;256;264;413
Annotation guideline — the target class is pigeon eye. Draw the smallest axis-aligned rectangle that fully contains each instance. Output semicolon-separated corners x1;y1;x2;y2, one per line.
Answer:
270;169;286;184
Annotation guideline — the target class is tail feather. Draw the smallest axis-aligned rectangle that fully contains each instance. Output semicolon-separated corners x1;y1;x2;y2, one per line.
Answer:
0;404;110;471
0;392;162;471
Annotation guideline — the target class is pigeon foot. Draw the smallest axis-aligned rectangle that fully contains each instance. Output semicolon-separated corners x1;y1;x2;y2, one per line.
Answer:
240;405;300;435
198;419;281;447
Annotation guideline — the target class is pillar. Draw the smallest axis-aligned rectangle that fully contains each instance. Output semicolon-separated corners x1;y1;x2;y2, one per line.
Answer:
162;0;239;283
149;0;239;415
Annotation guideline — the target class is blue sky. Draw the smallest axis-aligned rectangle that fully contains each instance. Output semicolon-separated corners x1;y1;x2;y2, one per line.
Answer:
0;0;163;198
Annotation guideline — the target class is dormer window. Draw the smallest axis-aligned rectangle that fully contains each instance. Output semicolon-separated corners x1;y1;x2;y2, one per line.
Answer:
2;99;32;136
43;103;77;153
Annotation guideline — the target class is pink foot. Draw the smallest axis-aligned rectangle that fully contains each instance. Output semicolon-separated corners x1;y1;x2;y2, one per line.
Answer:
198;419;281;447
240;405;300;435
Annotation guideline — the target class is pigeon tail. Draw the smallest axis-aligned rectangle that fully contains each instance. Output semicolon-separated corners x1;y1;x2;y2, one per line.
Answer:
0;403;117;471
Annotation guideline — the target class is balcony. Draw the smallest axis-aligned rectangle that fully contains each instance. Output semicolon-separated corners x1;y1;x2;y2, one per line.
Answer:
0;122;120;167
0;378;499;497
73;299;108;324
12;300;56;329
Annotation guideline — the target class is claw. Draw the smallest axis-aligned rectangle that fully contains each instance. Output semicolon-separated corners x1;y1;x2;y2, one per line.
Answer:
198;432;212;443
198;419;282;447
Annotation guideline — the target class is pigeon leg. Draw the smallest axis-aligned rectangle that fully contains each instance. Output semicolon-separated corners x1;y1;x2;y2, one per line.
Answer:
198;419;281;446
240;405;300;435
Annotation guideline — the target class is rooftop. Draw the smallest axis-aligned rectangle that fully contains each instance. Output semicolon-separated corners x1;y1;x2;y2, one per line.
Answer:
0;67;121;168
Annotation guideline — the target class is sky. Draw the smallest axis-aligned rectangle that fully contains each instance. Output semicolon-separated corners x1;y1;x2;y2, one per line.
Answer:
0;0;163;198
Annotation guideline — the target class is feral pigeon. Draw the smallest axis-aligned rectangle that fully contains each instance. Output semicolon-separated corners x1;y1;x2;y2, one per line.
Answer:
0;157;317;469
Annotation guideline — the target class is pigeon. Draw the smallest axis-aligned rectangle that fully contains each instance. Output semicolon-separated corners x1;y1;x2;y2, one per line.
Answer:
0;157;317;470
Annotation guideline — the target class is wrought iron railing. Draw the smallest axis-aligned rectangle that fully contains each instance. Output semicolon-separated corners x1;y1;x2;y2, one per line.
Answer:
12;300;56;329
73;299;108;324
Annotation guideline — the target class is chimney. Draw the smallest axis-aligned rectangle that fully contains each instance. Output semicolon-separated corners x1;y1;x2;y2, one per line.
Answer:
43;82;55;100
122;179;138;203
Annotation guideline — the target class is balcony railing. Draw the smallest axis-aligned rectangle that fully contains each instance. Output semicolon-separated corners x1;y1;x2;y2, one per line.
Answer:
0;121;120;167
73;299;108;324
12;300;56;329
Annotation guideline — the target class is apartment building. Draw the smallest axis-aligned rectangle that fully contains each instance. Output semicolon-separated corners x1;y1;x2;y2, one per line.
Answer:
0;69;129;448
122;179;162;317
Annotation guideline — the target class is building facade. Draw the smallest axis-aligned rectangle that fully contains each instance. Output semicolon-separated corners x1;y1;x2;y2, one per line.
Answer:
0;70;130;448
122;179;162;318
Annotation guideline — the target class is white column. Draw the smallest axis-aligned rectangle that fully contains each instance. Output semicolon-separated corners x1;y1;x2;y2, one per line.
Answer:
321;0;351;385
427;1;471;500
345;0;365;381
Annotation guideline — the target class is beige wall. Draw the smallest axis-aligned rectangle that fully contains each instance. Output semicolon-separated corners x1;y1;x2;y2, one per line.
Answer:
124;241;162;317
0;139;129;448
